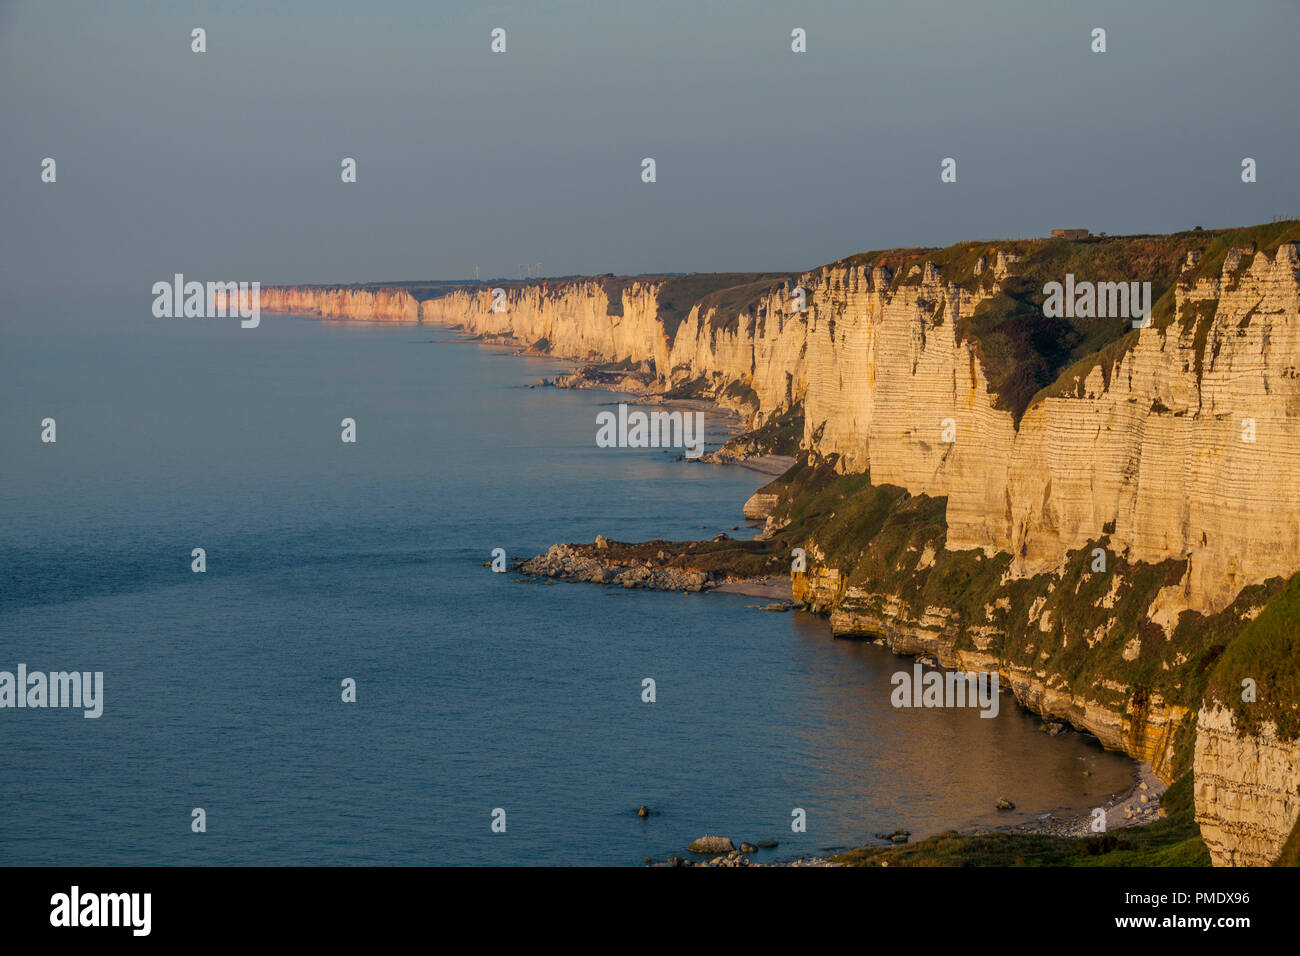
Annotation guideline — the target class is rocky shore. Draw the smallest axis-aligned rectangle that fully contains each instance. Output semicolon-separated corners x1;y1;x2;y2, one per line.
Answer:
646;834;840;868
989;762;1167;838
652;762;1166;867
517;539;715;592
514;532;792;595
644;782;1172;867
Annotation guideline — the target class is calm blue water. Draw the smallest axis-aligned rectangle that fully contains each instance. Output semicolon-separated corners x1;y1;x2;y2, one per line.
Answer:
0;300;1136;865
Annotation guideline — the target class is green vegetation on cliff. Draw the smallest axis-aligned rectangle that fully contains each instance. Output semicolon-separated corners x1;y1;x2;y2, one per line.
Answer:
601;276;638;316
597;449;1277;865
1204;570;1300;740
717;402;804;458
695;276;793;335
654;273;792;340
1176;220;1300;292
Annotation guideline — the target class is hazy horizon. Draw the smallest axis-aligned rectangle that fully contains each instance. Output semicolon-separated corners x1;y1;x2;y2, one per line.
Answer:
3;0;1298;298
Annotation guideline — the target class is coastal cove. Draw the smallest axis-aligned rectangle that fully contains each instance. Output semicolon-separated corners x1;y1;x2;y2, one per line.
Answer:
0;301;1141;866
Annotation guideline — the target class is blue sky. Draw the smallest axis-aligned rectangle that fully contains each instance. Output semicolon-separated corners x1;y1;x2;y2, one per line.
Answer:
2;0;1297;296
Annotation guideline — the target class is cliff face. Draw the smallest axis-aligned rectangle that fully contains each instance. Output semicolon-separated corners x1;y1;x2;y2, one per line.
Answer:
665;285;810;418
1195;705;1300;867
1007;247;1300;615
262;225;1300;865
794;261;1014;554
421;282;674;374
258;286;419;322
791;245;1300;616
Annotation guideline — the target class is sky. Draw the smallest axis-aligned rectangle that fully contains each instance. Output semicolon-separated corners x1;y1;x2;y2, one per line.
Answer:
2;0;1298;297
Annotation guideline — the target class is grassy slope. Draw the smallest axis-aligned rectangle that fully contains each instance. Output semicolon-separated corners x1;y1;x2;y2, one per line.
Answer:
1204;571;1300;740
654;273;793;342
695;276;794;335
717;402;805;458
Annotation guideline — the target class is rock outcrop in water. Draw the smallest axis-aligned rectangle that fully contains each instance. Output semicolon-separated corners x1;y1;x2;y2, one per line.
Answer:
260;222;1300;865
519;542;714;591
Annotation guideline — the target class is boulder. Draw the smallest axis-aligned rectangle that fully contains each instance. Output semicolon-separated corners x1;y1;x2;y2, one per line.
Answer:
688;835;735;855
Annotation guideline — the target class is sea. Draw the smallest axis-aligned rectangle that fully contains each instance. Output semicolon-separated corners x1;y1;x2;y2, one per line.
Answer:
0;300;1136;865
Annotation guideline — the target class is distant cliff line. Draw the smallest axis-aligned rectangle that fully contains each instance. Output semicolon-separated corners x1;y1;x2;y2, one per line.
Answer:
261;222;1300;618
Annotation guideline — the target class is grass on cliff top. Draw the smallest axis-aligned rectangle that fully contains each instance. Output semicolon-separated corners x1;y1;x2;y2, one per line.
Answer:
597;274;687;317
831;772;1209;867
601;276;638;316
1203;570;1300;740
654;273;793;342
694;276;794;335
1176;220;1300;291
